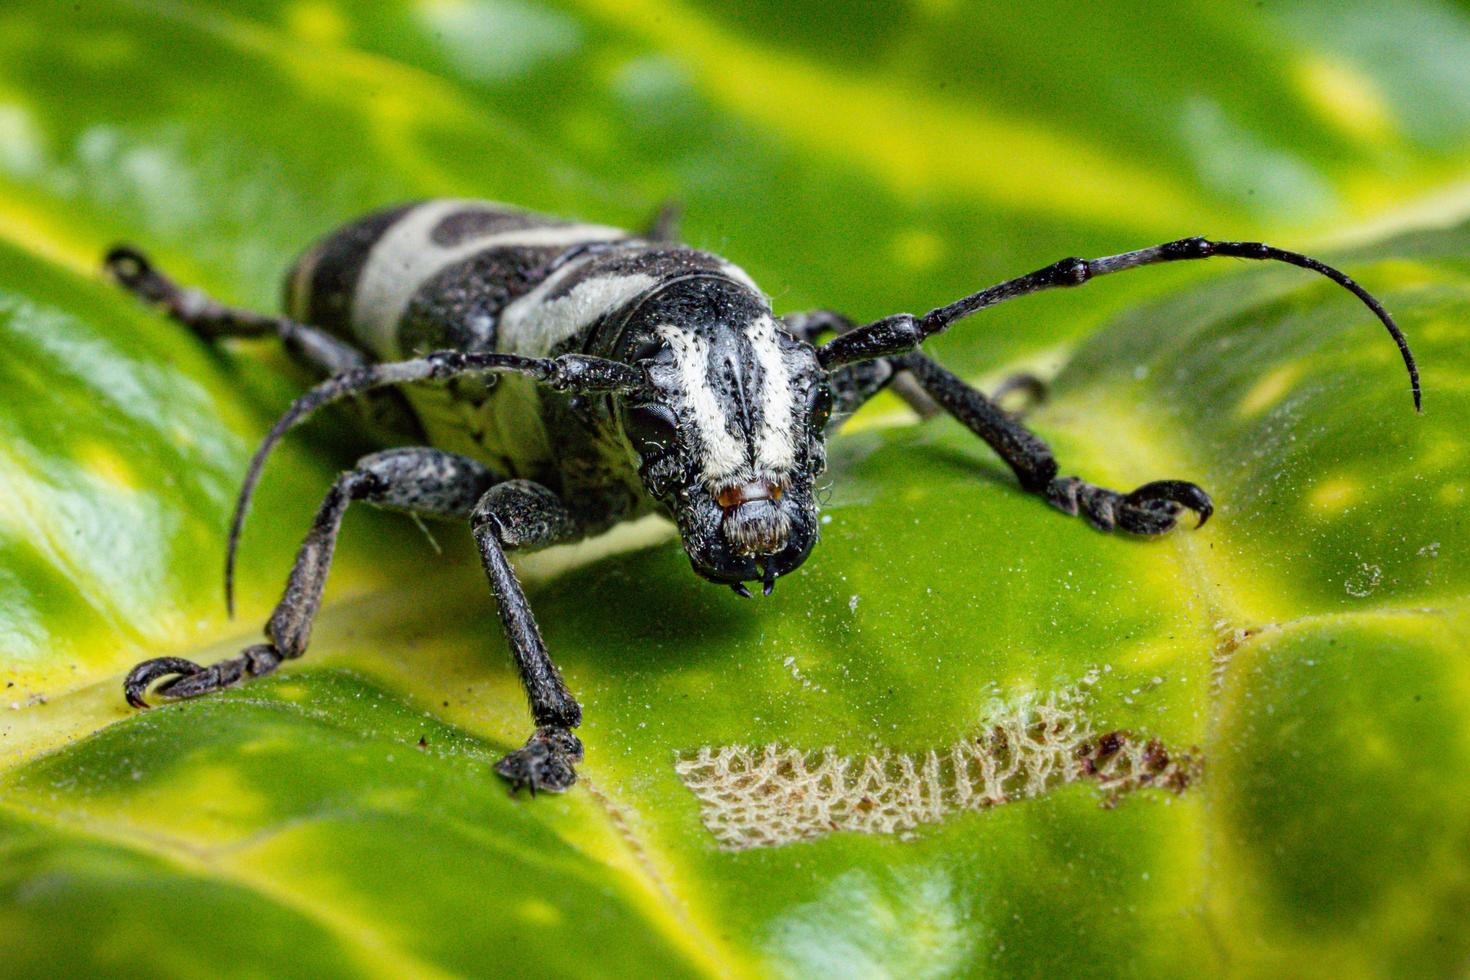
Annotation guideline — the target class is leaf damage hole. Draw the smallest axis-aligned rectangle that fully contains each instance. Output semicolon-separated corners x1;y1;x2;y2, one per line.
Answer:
674;686;1201;850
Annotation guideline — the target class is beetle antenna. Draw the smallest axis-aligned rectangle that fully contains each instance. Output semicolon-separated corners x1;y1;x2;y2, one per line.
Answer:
817;238;1421;412
223;350;646;615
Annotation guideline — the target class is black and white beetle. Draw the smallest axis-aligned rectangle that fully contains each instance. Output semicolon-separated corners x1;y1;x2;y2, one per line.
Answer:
103;200;1421;794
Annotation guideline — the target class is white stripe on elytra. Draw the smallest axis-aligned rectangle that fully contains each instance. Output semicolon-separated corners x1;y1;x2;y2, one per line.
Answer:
657;325;746;482
719;260;765;298
747;315;796;471
499;267;656;358
352;199;626;358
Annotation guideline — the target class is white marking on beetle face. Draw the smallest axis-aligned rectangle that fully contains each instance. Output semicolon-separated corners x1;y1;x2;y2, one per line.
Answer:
352;199;625;358
657;324;746;482
500;270;657;358
748;315;797;472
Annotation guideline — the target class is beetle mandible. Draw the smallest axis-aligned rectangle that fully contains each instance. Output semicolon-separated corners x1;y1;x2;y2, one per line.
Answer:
104;200;1421;793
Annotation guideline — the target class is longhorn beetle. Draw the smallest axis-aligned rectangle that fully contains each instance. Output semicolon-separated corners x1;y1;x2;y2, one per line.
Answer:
104;200;1421;794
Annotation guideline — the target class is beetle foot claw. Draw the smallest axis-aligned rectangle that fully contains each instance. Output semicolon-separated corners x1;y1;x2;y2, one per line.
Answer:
496;727;583;795
124;657;202;708
103;243;153;285
1124;480;1214;530
1047;476;1212;535
104;244;175;305
122;644;282;708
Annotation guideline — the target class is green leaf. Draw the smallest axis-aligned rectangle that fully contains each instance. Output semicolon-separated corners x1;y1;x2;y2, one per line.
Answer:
2;2;1468;976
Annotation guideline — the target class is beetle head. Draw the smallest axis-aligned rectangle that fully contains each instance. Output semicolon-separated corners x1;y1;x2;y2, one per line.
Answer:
615;279;832;594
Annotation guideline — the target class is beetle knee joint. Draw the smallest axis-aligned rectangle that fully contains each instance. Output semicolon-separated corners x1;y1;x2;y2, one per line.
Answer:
470;500;505;538
1050;257;1091;286
337;467;385;501
1017;456;1059;492
1165;237;1214;260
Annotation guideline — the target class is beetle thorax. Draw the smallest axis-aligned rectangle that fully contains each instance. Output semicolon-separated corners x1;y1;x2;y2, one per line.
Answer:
656;316;798;486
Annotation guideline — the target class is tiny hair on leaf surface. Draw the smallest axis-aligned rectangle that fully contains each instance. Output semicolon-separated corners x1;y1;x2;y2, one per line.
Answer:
2;1;1470;977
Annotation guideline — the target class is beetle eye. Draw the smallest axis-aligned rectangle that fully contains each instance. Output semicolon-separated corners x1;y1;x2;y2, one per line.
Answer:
807;382;833;430
624;402;679;455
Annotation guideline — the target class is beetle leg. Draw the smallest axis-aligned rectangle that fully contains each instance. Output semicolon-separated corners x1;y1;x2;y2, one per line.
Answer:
988;372;1048;417
896;353;1212;535
104;245;371;378
791;308;1190;531
469;481;587;795
123;448;498;708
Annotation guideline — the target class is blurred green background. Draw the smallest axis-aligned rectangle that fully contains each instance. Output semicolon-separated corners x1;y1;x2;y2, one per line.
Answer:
1;1;1468;976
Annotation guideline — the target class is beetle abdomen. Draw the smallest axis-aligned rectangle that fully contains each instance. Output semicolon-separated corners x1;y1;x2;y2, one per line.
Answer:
284;199;629;360
283;202;415;342
281;198;771;486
